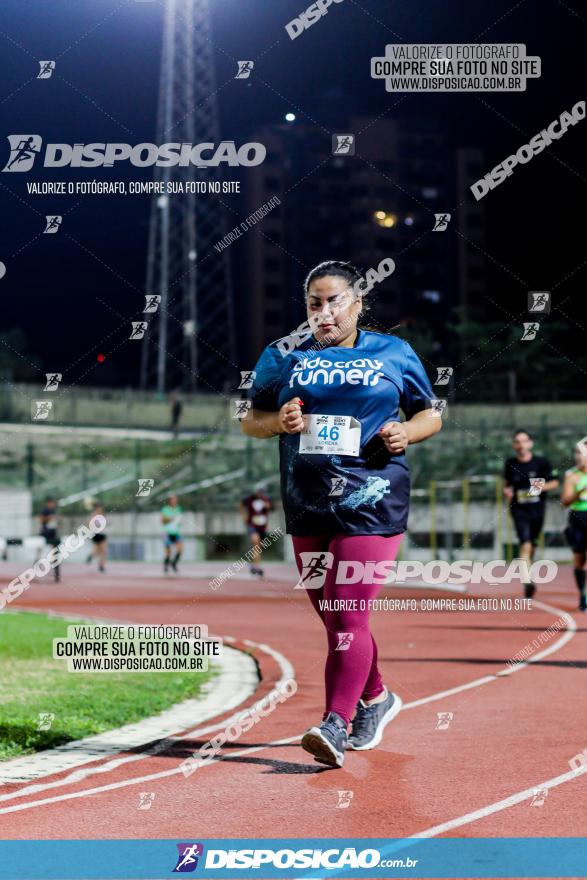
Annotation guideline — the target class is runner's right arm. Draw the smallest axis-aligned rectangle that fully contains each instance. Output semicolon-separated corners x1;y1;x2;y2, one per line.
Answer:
239;342;301;439
241;399;304;438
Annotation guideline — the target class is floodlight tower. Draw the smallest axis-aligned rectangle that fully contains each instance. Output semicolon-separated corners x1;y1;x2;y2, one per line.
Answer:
140;0;235;394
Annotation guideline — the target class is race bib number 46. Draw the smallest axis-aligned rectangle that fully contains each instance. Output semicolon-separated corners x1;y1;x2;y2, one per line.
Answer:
299;414;361;456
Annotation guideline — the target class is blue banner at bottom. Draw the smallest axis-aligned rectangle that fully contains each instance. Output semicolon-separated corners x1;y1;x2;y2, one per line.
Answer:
1;838;586;880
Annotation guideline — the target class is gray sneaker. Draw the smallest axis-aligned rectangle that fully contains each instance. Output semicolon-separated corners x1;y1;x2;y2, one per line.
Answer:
347;690;402;750
301;712;348;767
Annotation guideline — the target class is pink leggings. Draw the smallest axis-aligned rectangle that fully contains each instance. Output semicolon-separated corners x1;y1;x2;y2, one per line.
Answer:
292;533;403;726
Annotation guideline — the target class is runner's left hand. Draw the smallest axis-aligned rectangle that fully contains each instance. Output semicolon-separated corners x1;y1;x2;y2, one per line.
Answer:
379;421;409;454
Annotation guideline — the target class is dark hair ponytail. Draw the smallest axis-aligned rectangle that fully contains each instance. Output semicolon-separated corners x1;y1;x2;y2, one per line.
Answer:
303;260;365;297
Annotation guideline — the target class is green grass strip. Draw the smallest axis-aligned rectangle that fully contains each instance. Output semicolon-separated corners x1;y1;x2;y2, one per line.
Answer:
0;611;215;761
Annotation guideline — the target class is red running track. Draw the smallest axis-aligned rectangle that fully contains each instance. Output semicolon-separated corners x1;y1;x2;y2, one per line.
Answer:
0;562;586;842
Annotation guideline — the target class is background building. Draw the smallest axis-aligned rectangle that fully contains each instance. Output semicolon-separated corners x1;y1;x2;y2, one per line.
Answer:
239;115;486;369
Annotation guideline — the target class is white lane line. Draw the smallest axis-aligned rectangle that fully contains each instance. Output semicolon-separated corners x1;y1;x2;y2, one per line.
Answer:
403;675;496;709
496;600;575;676
0;614;294;804
0;610;259;785
296;763;587;880
0;600;575;814
411;764;587;838
403;599;582;838
403;600;576;708
0;639;257;785
0;736;303;815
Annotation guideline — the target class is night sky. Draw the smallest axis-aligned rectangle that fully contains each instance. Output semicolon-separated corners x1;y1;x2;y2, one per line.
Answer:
0;0;584;388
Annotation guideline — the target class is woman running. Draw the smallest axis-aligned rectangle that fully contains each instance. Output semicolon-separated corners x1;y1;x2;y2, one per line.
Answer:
86;502;108;573
161;494;183;574
38;496;61;582
240;260;441;767
561;442;587;612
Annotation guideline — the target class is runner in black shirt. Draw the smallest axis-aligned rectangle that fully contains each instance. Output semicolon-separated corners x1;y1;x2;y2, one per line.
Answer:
38;496;61;582
503;430;558;598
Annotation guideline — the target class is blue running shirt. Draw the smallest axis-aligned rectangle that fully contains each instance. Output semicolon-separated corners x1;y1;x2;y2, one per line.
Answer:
246;328;436;536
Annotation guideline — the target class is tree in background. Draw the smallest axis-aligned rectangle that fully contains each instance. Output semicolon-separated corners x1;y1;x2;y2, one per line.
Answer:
0;328;37;382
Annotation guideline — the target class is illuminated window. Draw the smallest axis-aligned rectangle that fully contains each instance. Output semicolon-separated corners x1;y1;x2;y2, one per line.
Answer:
373;211;397;228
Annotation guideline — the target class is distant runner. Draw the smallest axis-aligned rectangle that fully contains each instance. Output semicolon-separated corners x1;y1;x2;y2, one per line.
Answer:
504;430;559;598
240;484;273;578
86;502;108;573
161;494;183;574
561;442;587;612
38;496;61;582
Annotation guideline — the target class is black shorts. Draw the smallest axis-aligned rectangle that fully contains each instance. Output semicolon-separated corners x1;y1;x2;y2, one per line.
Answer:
92;534;107;544
565;511;587;554
511;504;544;545
41;528;59;547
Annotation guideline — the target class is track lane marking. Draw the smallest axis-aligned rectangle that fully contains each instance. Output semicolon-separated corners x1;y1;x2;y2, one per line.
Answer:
0;600;577;816
410;764;587;838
